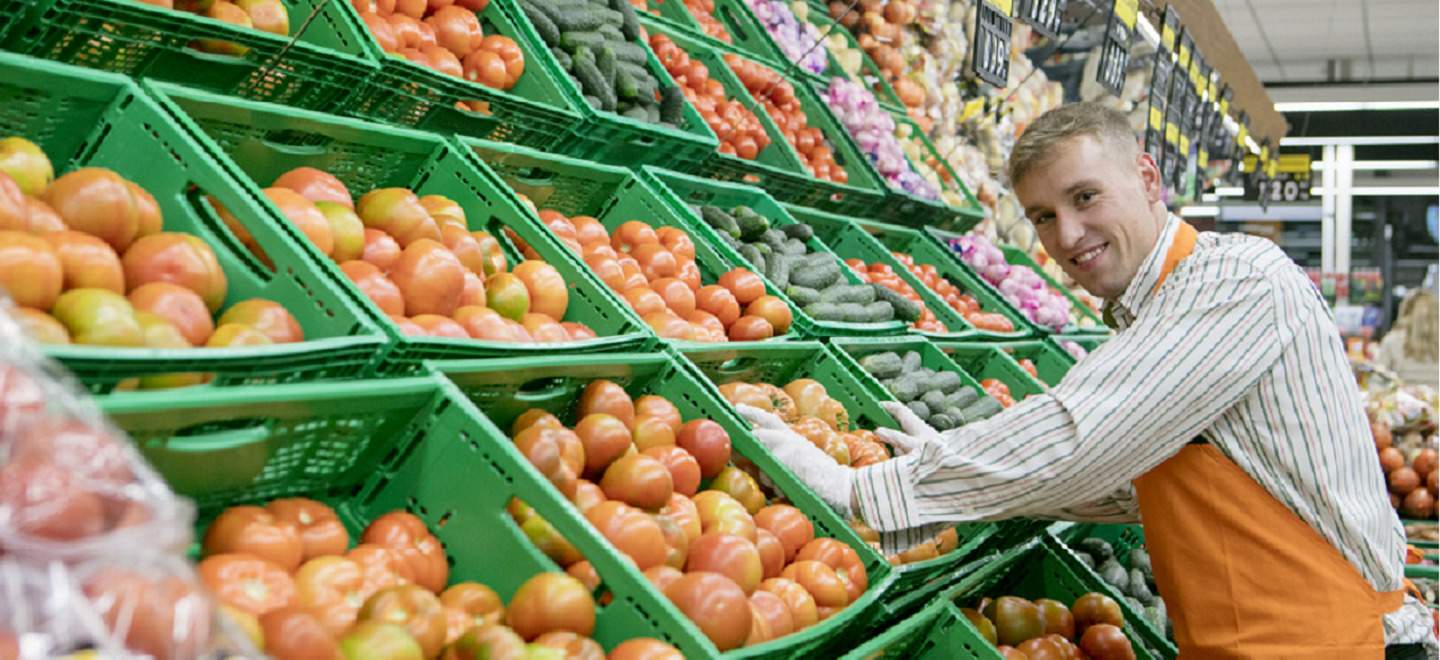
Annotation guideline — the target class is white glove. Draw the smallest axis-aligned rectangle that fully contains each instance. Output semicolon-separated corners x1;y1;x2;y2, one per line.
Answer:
736;405;854;518
877;401;940;455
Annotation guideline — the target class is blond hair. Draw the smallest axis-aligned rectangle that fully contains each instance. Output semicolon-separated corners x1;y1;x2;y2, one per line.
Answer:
1396;290;1438;362
1008;102;1140;188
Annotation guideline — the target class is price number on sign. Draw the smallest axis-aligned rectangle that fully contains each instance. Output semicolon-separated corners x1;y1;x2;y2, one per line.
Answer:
1244;155;1311;203
1096;0;1136;96
971;0;1013;87
1017;0;1065;38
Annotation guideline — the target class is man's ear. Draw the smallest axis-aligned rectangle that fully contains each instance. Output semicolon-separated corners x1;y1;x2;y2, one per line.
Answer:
1137;151;1163;203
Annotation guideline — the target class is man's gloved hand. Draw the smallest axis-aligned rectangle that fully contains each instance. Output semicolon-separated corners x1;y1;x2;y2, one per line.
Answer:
876;401;940;455
735;404;854;517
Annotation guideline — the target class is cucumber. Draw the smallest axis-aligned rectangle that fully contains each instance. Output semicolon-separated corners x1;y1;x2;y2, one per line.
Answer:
781;223;814;240
611;41;649;65
802;252;833;268
738;243;764;268
597;23;625;43
888;376;921;402
858;352;902;378
614;65;638;100
860;301;894;322
781;238;807;255
608;0;642;40
765;252;793;288
521;2;562;46
582;94;601;109
550;47;572;70
920;390;946;411
718;232;742;250
961;397;1003;421
621;106;649;120
571;47;616;111
759;229;786;251
597;46;617;89
734;207;770;241
560;30;607;53
553;7;608;31
901;351;922;372
870;284;921;323
1076;538;1115;562
803;301;842;322
905;401;930;420
931;371;963;394
646;105;661;123
945;387;980;409
789;262;839;289
700;206;741;237
929;413;959;430
819;285;875;304
784;286;821;306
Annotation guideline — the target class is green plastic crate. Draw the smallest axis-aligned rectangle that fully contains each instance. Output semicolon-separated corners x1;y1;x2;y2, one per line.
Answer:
700;51;886;217
974;340;1073;388
98;375;732;654
495;0;720;169
341;0;583;150
935;342;1047;402
641;19;811;184
843;598;1005;660
0;53;385;392
1048;334;1108;364
1054;524;1179;658
705;0;792;70
926;227;1109;335
640;0;720;43
783;204;978;341
148;81;652;373
796;9;905;113
0;0;377;111
431;352;897;658
888;113;986;231
642;168;907;337
459;136;797;342
944;535;1169;660
849;218;1030;340
676;340;1006;623
827;336;991;414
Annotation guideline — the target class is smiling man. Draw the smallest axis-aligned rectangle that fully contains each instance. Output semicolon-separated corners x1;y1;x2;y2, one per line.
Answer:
737;103;1436;658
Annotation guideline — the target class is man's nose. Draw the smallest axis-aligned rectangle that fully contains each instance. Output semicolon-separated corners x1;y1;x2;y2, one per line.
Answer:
1054;211;1085;251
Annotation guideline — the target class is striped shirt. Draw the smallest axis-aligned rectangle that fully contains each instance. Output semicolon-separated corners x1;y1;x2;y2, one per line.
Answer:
852;215;1436;647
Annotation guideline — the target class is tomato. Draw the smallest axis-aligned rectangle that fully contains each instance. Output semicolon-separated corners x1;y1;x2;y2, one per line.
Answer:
686;532;764;595
959;607;997;644
728;315;774;341
84;568;211;660
574;413;633;477
202;506;304;571
600;454;674;511
985;596;1044;647
585;501;667;570
265;498;348;561
339;621;424;660
695;285;741;327
649;277;696;318
663;572;751;651
753;529;785;579
660;492;702;542
757;577;818;631
506;573;596;641
1071;592;1123;635
781;560;849;608
1046;634;1081;659
514;425;580;498
653;511;691;569
634;395;683;434
612;220;659;252
1035;598;1075;639
692;490;756;542
744;295;791;334
748;589;794;640
198;553;296;617
357;584;447;658
717;268;765;305
753;505;814;562
565;560;601;595
260;607;343;660
440;582;505;634
710;466;766;514
1017;636;1067;660
607;637;684;660
291;555;366;635
515;508;585;568
1080;623;1136;660
676;419;732;478
362;511;449;593
347;543;414;597
655;227;696;263
578;379;636;428
795;538;867;601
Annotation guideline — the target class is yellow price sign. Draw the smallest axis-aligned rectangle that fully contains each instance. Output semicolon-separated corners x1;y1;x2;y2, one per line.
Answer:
1278;153;1312;175
1113;0;1138;29
1149;106;1164;131
1265;158;1279;178
991;0;1013;15
1180;134;1190;154
1199;149;1209;169
1166;122;1180;145
1161;24;1176;51
1177;43;1190;68
961;98;986;122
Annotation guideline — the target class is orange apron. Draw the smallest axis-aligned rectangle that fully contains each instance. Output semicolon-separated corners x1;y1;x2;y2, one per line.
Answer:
1131;222;1405;659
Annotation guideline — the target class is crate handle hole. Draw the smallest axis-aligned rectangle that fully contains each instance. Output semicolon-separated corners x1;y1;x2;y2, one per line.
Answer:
516;377;568;401
188;186;278;278
716;356;757;373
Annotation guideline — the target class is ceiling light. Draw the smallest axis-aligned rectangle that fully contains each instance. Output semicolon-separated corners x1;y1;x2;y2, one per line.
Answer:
1281;136;1440;146
1179;205;1220;217
1274;101;1440;112
1309;160;1439;171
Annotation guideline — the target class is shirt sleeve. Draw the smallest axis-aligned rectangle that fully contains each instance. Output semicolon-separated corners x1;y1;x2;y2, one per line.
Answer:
852;260;1286;537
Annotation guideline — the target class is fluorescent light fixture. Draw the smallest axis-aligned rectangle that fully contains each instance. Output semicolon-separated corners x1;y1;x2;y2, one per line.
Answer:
1309;160;1439;171
1215;186;1244;196
1136;14;1160;49
1274;101;1440;112
1281;135;1440;146
1201;193;1220;202
1245;135;1261;154
1311;186;1440;196
1179;205;1220;217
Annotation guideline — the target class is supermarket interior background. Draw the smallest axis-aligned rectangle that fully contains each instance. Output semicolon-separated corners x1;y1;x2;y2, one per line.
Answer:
0;0;1435;657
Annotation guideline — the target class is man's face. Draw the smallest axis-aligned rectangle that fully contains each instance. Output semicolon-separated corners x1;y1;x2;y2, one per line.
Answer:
1014;135;1164;300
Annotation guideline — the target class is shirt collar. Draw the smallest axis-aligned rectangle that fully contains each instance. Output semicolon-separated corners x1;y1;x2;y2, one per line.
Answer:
1107;214;1182;320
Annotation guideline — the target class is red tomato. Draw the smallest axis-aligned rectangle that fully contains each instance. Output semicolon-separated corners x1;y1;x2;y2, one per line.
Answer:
202;506;304;571
505;573;596;641
361;512;448;593
663;572;752;651
265;498;349;561
293;555;367;636
356;584;447;658
198;553;297;617
260;607;343;660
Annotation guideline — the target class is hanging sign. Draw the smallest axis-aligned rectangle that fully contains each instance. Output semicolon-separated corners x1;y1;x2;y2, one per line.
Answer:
1243;150;1309;203
1096;0;1137;96
1016;0;1065;39
971;0;1014;87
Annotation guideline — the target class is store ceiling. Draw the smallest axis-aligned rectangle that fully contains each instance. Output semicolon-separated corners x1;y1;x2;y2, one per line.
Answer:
1213;0;1440;83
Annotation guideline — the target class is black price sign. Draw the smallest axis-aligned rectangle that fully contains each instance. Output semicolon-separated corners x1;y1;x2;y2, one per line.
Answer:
1095;0;1137;96
1245;154;1312;203
971;0;1014;88
1017;0;1065;39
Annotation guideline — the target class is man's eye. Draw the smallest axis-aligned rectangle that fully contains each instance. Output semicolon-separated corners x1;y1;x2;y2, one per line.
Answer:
1032;213;1055;225
1076;190;1097;204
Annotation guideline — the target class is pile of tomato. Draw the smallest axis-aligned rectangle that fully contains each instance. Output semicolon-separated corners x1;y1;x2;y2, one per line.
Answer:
351;0;526;94
651;33;770;160
505;379;873;650
842;258;948;333
890;251;1015;333
981;378;1016;408
725;54;848;184
961;591;1137;660
533;210;790;341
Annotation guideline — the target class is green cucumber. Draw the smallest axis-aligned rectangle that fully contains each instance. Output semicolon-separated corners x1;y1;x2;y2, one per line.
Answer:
781;223;814;240
784;286;821;306
819;285;875;304
870;284;921;323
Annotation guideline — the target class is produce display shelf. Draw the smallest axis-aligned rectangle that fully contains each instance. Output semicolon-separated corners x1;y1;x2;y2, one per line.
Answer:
676;341;1001;619
460;135;799;342
887;113;986;231
796;9;906;114
827;335;992;421
1048;333;1110;364
0;0;377;112
642;167;908;337
782;204;980;341
0;53;386;393
925;226;1109;336
842;596;1004;660
944;535;1170;660
149;80;653;374
695;50;888;218
98;374;740;654
1054;524;1180;659
495;0;720;170
339;0;585;151
974;339;1074;388
705;0;798;72
848;217;1031;341
641;18;813;185
431;352;897;658
935;342;1048;402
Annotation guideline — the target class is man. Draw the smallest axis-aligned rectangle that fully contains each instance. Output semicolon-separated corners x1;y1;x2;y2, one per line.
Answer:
739;103;1436;658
